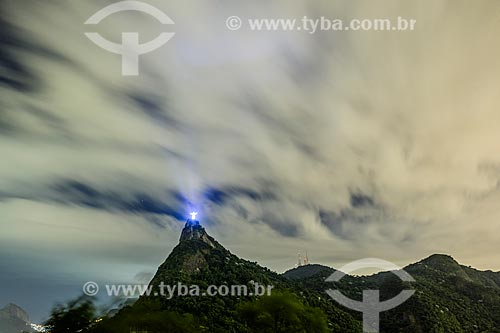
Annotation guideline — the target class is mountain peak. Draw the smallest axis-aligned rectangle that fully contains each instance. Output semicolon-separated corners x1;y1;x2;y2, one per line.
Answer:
405;253;466;278
0;303;29;323
179;219;216;248
283;264;334;280
420;254;459;267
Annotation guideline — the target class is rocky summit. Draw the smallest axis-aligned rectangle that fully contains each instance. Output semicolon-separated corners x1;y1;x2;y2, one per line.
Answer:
179;218;217;248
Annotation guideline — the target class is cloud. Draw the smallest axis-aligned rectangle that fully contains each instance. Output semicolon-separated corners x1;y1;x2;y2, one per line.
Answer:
1;0;500;321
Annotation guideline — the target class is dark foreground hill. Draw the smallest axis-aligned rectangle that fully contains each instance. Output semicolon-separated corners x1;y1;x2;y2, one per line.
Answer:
94;219;359;332
91;219;500;332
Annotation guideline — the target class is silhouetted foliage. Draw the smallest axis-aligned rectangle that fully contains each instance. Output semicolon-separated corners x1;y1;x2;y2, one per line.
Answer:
238;292;328;333
44;295;96;333
92;303;199;333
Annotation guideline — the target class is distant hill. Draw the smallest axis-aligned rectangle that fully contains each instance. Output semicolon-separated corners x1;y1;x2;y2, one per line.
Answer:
283;264;333;280
0;303;33;333
387;254;500;332
287;253;500;332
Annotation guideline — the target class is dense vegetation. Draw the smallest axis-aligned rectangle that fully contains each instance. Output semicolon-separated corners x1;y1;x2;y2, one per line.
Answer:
44;224;500;332
44;296;96;333
288;254;500;333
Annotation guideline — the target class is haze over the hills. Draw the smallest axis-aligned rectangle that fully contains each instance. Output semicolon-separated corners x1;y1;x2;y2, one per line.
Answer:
1;0;500;323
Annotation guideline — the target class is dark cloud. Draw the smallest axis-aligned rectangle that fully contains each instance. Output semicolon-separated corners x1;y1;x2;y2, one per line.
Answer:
0;23;40;92
204;186;275;205
350;193;375;208
0;16;75;93
50;180;185;221
129;94;176;125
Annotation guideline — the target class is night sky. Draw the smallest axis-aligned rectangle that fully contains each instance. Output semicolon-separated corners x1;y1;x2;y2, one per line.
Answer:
1;0;500;323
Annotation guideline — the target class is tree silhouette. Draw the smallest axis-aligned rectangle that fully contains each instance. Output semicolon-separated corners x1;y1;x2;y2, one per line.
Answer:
238;292;328;332
44;295;96;333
